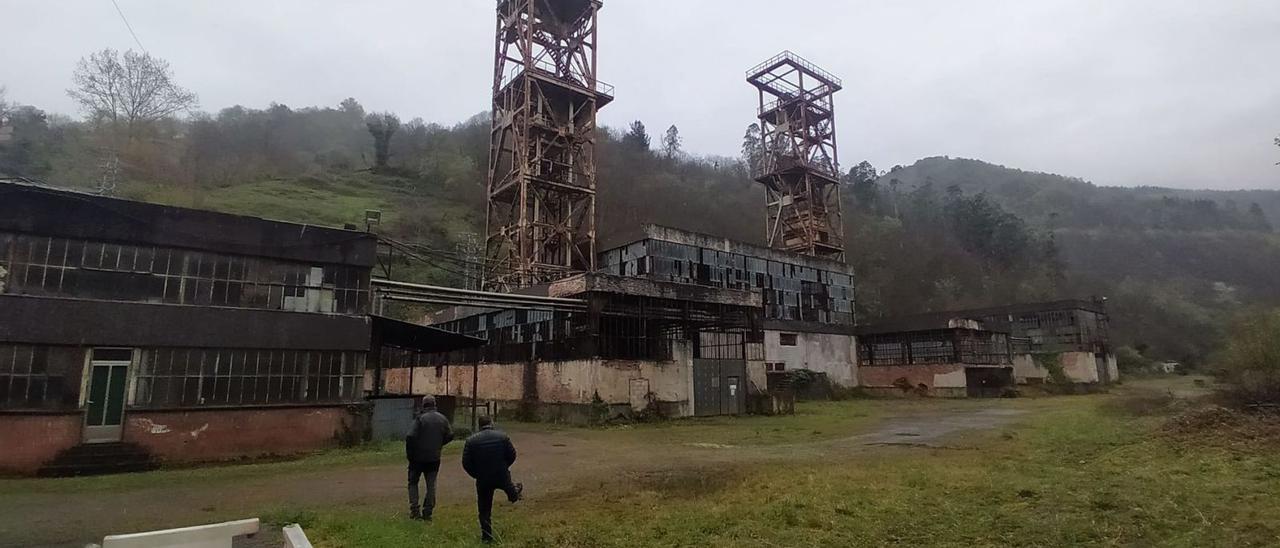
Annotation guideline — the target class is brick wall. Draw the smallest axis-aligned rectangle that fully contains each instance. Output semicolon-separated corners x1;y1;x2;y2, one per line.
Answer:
123;406;362;464
0;413;82;475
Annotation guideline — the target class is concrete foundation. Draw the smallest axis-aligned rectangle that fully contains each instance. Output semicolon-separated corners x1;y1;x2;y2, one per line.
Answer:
385;343;697;420
858;364;1012;398
0;413;82;475
0;404;364;475
1012;351;1120;385
123;406;365;464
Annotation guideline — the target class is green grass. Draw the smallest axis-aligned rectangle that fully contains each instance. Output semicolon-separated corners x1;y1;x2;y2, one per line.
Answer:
0;440;412;495
289;396;1280;547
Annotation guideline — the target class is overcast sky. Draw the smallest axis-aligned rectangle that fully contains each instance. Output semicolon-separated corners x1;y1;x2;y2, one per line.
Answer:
3;0;1278;190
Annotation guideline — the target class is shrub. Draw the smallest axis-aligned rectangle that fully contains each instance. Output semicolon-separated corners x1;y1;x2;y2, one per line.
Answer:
1216;309;1280;404
1116;345;1159;374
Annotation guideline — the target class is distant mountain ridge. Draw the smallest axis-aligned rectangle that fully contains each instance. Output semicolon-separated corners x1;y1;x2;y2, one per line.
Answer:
878;156;1280;232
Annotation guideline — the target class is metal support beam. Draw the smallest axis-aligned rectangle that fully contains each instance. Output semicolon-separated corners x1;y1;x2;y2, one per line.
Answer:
747;51;846;262
485;0;612;290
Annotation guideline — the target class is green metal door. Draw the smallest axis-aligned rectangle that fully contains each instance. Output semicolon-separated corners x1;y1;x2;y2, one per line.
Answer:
84;349;132;443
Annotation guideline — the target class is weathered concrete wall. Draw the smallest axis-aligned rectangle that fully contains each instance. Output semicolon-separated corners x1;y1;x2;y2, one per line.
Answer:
764;330;857;387
0;413;81;475
123;406;360;464
1013;354;1048;384
858;364;971;398
1061;352;1100;383
388;343;696;418
1013;352;1118;384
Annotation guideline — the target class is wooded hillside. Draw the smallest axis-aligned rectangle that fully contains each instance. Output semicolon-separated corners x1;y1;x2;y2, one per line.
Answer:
3;89;1278;366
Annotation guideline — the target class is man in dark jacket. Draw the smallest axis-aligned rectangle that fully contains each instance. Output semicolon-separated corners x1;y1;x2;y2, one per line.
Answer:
405;395;453;521
462;416;523;543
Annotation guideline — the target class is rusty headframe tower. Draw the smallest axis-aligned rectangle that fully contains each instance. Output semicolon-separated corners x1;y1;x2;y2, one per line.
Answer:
485;0;614;290
747;51;845;261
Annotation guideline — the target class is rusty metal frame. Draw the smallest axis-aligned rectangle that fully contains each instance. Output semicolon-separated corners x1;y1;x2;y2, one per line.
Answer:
747;51;845;261
486;0;613;290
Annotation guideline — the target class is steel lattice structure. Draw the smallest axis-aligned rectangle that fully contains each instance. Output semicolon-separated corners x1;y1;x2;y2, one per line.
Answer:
485;0;614;290
747;51;845;261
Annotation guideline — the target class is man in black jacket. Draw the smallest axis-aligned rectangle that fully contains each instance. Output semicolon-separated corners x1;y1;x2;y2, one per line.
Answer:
405;395;453;521
462;416;523;543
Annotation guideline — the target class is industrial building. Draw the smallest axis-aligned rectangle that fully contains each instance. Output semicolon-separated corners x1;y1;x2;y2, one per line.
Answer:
855;299;1118;395
855;318;1015;398
0;182;480;476
973;300;1118;385
394;224;857;421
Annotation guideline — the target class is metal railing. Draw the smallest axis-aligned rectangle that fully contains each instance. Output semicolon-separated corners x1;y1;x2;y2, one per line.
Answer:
499;56;614;98
758;92;835;117
746;50;843;88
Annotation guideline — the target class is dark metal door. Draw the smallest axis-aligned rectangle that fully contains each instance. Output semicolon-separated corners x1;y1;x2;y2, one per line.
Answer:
724;376;741;415
694;359;747;416
693;360;721;417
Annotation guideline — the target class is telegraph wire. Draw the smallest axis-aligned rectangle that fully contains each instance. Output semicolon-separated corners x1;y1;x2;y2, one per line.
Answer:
109;0;148;53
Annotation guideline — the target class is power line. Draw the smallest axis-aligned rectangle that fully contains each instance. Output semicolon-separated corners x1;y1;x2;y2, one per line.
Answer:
109;0;148;53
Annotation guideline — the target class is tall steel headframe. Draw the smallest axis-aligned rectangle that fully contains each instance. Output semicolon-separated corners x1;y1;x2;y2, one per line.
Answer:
485;0;614;290
747;51;845;262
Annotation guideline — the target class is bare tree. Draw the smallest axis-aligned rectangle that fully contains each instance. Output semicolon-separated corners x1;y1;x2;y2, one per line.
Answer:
661;125;682;159
67;49;198;138
366;112;401;171
741;123;763;174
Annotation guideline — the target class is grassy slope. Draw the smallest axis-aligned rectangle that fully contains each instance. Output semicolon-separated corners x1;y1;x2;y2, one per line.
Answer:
121;173;479;240
116;173;482;289
286;391;1278;547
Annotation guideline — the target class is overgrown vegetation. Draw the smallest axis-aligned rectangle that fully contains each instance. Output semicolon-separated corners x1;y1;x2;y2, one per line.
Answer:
1116;345;1161;374
1214;308;1280;405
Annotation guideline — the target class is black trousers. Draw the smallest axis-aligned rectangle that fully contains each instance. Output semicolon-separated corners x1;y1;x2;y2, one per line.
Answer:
475;473;519;541
407;460;441;517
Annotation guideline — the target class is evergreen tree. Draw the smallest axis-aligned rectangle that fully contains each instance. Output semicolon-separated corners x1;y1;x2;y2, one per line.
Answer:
622;120;650;151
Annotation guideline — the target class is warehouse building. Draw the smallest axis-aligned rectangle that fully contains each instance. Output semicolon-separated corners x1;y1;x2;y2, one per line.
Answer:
0;182;479;475
855;318;1015;397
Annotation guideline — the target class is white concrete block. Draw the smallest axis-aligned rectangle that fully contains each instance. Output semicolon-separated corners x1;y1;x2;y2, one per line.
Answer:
101;518;259;548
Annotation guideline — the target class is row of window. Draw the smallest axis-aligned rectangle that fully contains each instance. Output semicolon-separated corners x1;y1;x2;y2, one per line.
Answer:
0;344;367;410
598;239;855;325
858;334;1012;367
135;349;365;408
0;233;370;314
0;345;82;409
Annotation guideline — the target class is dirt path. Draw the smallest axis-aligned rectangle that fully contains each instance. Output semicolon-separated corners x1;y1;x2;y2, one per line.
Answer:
0;403;1025;548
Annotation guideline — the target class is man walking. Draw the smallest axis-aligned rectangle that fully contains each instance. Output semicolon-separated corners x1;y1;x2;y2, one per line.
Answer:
405;395;453;521
462;416;523;543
